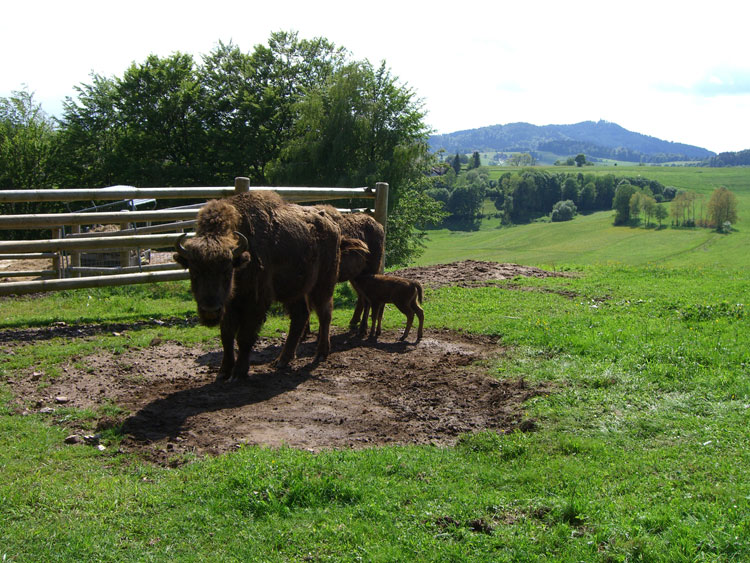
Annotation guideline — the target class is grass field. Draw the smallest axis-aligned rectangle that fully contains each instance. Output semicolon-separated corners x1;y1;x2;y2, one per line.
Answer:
420;166;750;270
1;166;749;561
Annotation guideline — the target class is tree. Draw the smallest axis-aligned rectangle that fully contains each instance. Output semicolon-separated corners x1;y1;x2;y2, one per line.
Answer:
0;88;57;190
641;194;657;227
1;88;61;237
707;186;738;230
595;174;616;210
561;177;579;203
574;153;587;167
506;152;535;166
612;182;637;225
469;151;481;169
385;180;447;267
654;203;668;227
451;153;462;175
578;182;596;212
551;199;577;222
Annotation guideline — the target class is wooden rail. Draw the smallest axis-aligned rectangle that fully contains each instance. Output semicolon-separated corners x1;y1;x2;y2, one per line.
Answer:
0;179;389;296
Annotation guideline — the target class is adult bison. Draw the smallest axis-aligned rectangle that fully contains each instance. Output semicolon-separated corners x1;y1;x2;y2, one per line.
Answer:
174;191;341;381
315;205;385;328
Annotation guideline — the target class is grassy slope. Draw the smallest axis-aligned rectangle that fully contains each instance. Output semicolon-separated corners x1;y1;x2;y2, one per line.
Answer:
419;166;750;269
1;166;749;561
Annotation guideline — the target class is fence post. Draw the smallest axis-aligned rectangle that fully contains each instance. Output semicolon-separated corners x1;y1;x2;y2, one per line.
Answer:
374;182;389;273
234;177;251;194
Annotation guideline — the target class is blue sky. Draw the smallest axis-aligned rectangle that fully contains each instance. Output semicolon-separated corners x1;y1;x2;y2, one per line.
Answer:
3;0;748;153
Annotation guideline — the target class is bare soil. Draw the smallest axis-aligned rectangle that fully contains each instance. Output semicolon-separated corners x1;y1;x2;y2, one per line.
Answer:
4;261;560;465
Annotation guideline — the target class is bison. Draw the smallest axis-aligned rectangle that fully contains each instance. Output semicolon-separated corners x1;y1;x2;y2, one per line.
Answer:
350;274;424;342
314;205;385;327
174;191;342;381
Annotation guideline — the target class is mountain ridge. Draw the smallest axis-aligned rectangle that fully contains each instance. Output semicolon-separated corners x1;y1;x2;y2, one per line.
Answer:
428;120;715;163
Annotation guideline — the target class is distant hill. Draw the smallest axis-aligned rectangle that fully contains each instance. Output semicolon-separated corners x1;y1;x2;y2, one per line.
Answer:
428;120;715;164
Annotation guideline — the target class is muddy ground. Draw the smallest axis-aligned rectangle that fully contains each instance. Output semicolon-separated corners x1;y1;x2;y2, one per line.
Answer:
3;261;563;464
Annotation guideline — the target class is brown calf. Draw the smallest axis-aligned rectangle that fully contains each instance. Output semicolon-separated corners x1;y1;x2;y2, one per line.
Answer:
351;274;424;342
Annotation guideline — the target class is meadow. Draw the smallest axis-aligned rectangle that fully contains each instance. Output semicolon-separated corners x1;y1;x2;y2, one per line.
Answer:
1;166;748;561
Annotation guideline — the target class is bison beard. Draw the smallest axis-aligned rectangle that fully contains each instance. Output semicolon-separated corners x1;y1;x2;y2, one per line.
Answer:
174;191;341;381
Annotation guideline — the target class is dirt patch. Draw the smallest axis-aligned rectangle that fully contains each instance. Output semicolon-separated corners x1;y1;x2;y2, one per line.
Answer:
392;259;572;288
8;329;548;464
3;261;559;464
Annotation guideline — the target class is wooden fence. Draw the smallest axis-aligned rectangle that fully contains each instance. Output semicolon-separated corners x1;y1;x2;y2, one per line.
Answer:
0;177;389;296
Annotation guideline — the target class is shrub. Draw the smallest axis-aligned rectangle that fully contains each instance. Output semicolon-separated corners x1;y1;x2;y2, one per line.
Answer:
551;199;577;222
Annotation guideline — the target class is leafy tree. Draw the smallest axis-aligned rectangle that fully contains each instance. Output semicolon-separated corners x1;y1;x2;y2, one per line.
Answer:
1;88;62;237
426;187;450;204
594;174;616;209
612;182;637;225
578;182;596;212
551;199;577;222
574;153;587;167
629;191;645;223
654;202;668;227
506;152;535;167
707;186;738;230
203;33;345;184
57;53;207;188
55;73;123;188
469;151;481;169
447;168;488;218
451;152;462;175
641;194;657;226
116;53;207;186
385;180;447;267
270;59;428;196
561;177;579;203
1;88;57;190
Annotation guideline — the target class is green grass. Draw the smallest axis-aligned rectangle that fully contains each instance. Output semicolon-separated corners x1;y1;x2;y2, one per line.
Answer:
1;166;750;561
420;166;750;269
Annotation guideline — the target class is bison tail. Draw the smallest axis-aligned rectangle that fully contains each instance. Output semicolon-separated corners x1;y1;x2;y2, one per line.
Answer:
416;281;424;304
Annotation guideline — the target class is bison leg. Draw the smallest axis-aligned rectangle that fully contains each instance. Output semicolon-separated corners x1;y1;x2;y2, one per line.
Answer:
349;291;366;328
399;311;414;341
369;302;384;339
414;301;424;342
273;298;309;369
395;296;418;341
311;296;334;363
358;300;371;337
217;309;240;382
229;311;266;382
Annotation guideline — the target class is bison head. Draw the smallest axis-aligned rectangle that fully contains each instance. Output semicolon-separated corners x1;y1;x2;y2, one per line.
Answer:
174;232;249;326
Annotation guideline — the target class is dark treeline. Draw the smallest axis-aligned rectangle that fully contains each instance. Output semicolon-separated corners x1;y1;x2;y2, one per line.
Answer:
538;140;699;164
0;31;446;264
427;165;671;225
703;149;750;167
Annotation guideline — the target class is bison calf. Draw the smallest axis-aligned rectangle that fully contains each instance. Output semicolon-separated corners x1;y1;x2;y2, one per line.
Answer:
351;274;424;342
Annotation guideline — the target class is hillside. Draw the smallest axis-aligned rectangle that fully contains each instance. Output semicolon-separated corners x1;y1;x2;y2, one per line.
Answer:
429;120;715;163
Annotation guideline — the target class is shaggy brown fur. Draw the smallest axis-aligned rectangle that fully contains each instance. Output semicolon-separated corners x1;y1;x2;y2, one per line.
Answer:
315;205;385;326
174;191;341;380
350;274;424;343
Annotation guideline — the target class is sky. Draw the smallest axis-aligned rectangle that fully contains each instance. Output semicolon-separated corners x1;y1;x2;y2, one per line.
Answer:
3;0;749;154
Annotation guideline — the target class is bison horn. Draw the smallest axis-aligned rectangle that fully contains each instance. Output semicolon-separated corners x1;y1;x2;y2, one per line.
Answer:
233;232;248;259
175;233;190;258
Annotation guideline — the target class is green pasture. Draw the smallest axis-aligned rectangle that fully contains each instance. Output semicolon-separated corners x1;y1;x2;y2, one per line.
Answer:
1;166;749;561
422;166;750;269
